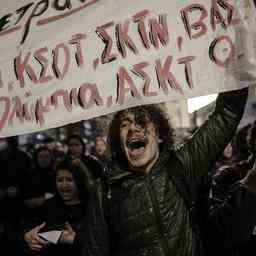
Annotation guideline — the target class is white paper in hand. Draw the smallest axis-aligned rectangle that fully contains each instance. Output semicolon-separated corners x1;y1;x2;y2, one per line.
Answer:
39;230;62;244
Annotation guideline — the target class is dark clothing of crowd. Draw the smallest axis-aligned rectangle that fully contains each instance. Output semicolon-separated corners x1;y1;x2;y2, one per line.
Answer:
0;138;32;256
1;88;256;256
22;196;91;256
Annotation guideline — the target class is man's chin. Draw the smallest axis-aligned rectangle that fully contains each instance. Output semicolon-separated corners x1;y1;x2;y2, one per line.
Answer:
125;150;151;171
127;153;158;172
128;159;148;171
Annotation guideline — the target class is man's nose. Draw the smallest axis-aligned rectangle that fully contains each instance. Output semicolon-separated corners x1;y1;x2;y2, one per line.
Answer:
130;122;142;131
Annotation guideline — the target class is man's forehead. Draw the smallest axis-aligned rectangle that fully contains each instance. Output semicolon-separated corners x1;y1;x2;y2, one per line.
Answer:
119;110;152;123
120;111;135;120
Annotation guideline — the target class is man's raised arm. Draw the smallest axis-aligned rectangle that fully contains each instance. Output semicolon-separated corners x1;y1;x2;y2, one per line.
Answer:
176;87;249;179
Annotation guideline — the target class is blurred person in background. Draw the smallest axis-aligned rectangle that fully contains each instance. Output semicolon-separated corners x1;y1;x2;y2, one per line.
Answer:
67;134;103;181
204;120;256;256
91;136;112;176
22;146;56;223
52;141;67;162
0;136;32;256
212;141;234;175
92;136;108;163
232;124;253;162
23;159;95;256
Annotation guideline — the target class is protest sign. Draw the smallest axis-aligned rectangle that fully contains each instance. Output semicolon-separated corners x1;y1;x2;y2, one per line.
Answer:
0;0;255;137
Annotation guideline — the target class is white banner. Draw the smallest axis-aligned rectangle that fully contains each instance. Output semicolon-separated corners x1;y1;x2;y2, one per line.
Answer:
0;0;256;137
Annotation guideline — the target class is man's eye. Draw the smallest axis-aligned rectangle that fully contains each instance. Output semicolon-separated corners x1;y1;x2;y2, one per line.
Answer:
120;122;129;128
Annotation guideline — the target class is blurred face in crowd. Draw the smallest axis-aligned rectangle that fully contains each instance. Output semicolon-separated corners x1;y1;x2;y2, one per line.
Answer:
37;149;52;168
55;142;66;153
46;142;55;150
95;137;107;157
247;124;256;153
68;138;83;159
223;143;233;159
0;139;7;151
119;112;159;173
56;169;79;205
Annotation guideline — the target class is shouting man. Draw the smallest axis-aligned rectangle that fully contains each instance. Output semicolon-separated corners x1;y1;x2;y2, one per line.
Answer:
94;87;249;256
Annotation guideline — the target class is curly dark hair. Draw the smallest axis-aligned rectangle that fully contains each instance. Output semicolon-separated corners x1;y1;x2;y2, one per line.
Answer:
55;158;88;201
108;104;173;167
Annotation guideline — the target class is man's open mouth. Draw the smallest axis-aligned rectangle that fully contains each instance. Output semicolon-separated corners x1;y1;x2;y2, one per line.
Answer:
126;137;148;157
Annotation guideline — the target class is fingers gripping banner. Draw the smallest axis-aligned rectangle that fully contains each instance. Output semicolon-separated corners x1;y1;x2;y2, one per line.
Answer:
0;0;255;137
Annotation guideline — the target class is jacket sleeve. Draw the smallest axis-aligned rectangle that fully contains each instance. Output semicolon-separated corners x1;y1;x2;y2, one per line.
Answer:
73;160;110;255
88;183;110;256
74;181;110;256
175;87;248;180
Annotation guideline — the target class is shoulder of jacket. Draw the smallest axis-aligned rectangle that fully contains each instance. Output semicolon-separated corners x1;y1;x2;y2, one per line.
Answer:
107;171;132;186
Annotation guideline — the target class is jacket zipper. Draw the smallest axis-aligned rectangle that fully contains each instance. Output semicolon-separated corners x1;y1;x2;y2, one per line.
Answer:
146;175;169;256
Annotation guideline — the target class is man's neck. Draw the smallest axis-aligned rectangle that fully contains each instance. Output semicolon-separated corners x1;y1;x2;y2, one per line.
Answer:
129;152;159;174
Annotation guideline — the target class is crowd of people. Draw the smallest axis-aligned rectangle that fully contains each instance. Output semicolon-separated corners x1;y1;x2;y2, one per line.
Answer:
0;87;256;256
0;134;109;256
